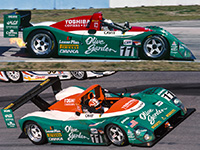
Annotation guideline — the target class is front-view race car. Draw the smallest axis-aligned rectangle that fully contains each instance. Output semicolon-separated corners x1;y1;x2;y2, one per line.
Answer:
1;77;195;147
5;11;195;60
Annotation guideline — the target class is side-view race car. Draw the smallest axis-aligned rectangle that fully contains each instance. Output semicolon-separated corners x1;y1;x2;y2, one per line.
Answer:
1;77;195;147
5;11;195;60
0;71;115;82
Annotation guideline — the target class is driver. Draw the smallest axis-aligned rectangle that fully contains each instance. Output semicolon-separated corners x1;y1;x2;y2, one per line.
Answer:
82;92;104;113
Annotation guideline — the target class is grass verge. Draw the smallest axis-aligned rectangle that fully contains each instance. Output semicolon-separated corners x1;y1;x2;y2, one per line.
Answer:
0;5;200;23
1;61;200;71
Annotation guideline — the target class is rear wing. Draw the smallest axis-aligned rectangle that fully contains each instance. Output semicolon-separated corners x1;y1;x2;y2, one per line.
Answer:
1;77;62;128
4;11;32;38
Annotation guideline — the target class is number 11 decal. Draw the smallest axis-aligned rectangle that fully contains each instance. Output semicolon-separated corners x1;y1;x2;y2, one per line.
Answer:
120;46;135;56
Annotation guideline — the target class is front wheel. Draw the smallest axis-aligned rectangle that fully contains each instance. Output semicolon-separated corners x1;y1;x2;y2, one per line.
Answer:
24;121;47;145
141;35;169;60
106;124;128;146
26;30;57;57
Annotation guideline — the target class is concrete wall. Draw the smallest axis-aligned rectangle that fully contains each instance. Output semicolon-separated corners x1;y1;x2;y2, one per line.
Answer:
110;0;200;8
0;0;109;9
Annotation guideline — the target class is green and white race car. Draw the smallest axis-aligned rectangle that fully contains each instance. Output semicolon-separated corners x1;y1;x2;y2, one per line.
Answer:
6;11;195;60
1;77;195;147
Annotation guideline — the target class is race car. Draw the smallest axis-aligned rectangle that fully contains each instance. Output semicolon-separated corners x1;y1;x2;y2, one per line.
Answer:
6;11;195;60
0;71;115;82
1;77;195;147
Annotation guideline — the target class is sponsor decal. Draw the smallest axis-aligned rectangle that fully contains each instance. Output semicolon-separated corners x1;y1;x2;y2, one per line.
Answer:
60;49;79;54
120;46;135;56
5;30;18;37
90;128;98;134
139;108;167;125
46;129;61;133
121;117;130;124
130;102;144;112
65;19;90;27
155;101;163;107
166;109;176;117
122;99;137;109
64;125;89;141
132;40;141;46
104;31;115;35
89;120;105;127
7;20;18;25
64;98;76;106
60;44;79;49
127;120;138;128
59;40;79;44
85;37;117;55
47;133;62;138
123;40;132;45
48;137;63;141
171;41;178;52
85;114;94;118
127;130;136;140
151;120;162;129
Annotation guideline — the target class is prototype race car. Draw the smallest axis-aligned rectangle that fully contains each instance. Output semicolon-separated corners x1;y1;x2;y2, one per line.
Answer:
0;71;115;82
5;11;195;60
1;77;195;147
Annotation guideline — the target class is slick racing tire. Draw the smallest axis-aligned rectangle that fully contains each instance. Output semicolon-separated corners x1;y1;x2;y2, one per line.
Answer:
24;121;47;145
27;30;57;57
5;71;23;82
141;35;169;60
70;71;87;80
106;124;129;146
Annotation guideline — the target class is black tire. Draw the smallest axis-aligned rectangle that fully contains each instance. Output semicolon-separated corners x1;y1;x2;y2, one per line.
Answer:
141;35;169;60
24;121;47;145
5;71;23;82
105;124;129;146
70;71;87;80
26;30;57;57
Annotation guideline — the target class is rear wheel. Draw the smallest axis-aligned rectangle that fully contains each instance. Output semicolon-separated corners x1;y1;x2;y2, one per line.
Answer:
27;30;57;57
70;71;87;80
24;121;47;145
106;124;128;146
141;35;169;59
5;71;23;82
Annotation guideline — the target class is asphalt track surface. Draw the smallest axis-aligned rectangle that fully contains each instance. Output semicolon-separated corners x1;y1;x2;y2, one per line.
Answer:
0;20;200;62
0;71;199;150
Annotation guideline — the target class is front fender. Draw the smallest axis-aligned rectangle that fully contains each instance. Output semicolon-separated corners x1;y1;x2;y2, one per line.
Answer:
146;26;195;60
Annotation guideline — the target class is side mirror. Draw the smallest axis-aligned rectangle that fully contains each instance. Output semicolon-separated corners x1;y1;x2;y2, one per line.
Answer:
88;29;96;34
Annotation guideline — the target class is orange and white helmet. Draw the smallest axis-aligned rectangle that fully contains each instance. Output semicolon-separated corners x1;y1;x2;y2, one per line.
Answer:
88;98;100;108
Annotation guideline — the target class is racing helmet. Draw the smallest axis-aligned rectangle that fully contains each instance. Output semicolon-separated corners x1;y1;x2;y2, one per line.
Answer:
102;19;114;31
88;98;100;108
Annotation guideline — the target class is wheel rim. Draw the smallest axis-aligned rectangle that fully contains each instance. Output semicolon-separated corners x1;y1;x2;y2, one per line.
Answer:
143;36;166;58
71;71;85;79
31;33;52;55
26;124;43;143
6;71;21;81
107;125;125;145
